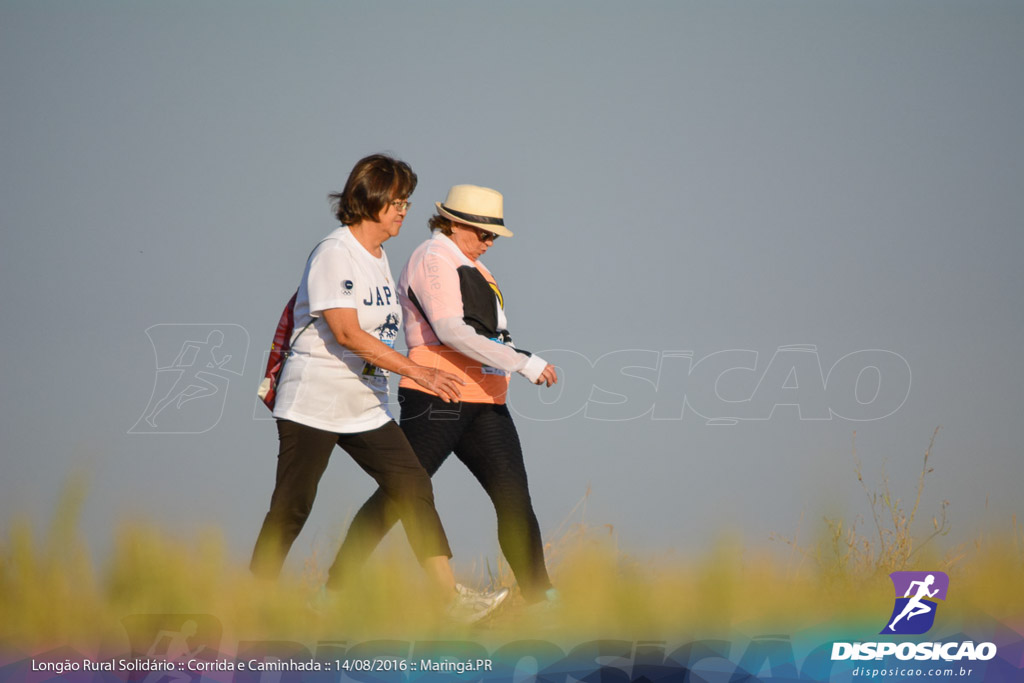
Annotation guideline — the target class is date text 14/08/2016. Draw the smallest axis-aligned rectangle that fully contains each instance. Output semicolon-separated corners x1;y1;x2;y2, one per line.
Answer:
339;658;493;674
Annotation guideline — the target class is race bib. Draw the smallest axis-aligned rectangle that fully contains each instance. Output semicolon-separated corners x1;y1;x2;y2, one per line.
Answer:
361;338;394;383
481;337;511;376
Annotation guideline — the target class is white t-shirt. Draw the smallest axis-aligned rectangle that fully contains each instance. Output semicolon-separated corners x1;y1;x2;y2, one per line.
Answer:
272;226;401;433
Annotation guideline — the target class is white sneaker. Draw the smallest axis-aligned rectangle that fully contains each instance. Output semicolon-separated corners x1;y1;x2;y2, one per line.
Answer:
447;583;510;624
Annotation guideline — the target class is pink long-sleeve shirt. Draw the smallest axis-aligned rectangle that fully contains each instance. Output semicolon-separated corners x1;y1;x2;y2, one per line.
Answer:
397;232;547;404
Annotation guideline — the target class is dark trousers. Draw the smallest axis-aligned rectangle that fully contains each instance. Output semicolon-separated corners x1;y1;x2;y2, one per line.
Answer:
329;388;553;601
250;419;451;579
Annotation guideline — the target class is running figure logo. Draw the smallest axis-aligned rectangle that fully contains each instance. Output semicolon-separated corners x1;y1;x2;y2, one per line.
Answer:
881;571;949;635
120;613;222;682
130;324;249;434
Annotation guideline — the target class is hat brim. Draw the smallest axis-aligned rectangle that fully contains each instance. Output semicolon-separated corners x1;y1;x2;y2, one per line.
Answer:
436;202;514;237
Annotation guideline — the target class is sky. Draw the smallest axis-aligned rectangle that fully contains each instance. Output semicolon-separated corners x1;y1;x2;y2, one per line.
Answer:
1;1;1022;577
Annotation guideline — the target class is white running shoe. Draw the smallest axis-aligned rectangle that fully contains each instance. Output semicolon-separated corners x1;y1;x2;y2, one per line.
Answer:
447;583;510;624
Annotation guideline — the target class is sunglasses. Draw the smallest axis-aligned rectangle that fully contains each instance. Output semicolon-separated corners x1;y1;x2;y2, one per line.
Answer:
470;226;499;243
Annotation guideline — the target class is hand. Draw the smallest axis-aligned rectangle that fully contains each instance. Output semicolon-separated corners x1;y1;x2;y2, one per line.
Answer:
410;366;465;403
535;364;558;387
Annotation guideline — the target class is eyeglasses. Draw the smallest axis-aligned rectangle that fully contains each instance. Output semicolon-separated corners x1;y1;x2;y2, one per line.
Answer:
472;227;499;243
390;199;411;211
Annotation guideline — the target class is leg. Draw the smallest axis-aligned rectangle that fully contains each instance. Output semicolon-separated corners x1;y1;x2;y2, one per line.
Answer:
326;420;510;618
325;487;394;590
326;389;471;589
907;602;932;620
422;555;457;597
334;421;452;578
890;602;915;629
454;404;553;602
250;420;335;578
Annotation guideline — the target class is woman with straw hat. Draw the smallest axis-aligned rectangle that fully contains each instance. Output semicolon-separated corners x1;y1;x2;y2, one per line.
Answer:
328;184;560;606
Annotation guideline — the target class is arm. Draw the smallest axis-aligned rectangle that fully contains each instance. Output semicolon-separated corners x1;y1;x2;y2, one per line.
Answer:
322;308;463;401
431;316;553;383
432;316;557;386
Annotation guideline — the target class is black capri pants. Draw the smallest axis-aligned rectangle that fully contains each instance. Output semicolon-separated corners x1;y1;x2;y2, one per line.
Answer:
329;388;553;602
250;419;451;579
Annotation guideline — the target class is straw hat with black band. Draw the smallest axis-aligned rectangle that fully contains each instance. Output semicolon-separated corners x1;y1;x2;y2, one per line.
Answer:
435;184;514;238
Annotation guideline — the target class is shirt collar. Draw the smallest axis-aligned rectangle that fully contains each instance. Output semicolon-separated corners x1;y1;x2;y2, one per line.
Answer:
430;230;477;267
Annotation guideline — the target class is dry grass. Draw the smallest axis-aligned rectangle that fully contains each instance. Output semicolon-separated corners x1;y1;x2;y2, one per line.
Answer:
772;428;957;582
2;432;1022;654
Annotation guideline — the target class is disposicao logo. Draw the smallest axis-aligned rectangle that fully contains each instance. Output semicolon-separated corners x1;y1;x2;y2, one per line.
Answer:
881;571;949;635
831;570;998;663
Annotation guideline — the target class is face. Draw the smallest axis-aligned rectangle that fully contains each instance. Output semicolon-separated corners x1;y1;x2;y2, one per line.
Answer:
450;222;498;261
377;198;410;239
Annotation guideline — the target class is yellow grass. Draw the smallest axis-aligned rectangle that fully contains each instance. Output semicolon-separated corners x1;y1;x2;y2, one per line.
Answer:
2;434;1022;653
2;515;1021;653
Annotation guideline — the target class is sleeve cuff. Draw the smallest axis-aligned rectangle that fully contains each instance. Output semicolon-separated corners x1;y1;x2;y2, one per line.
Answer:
309;298;358;316
519;353;548;383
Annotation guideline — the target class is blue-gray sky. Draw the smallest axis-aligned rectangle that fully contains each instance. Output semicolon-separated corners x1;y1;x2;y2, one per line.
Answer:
2;1;1022;575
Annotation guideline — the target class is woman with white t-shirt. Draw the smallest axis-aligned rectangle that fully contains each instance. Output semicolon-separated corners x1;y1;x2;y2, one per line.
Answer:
250;156;506;620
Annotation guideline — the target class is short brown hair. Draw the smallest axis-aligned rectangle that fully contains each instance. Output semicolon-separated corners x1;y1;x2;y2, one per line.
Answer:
427;214;455;235
329;154;417;225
